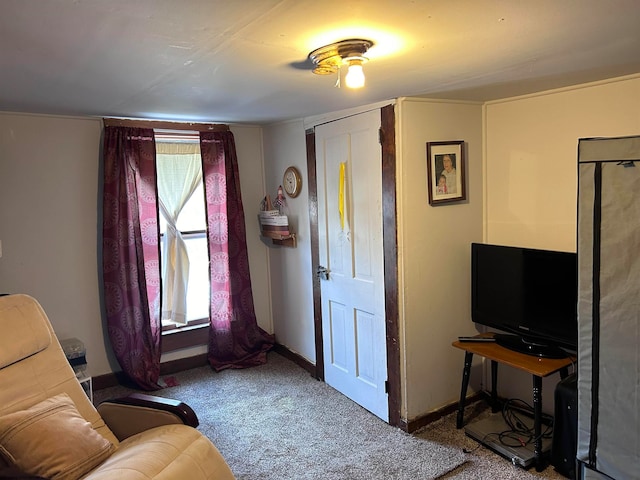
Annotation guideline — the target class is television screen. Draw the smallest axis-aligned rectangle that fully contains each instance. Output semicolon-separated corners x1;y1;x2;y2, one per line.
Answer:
471;243;577;355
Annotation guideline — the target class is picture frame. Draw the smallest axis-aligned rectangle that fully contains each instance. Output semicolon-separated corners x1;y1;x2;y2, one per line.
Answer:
426;140;466;205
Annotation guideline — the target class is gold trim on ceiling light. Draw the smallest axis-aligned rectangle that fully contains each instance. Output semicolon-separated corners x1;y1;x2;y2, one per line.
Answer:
308;39;374;88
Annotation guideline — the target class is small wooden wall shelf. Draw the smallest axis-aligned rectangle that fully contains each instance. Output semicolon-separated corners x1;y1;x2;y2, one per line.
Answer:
260;231;297;248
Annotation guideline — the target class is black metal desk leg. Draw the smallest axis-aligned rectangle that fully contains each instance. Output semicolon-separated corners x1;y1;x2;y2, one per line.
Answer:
456;351;474;429
533;375;546;471
491;360;499;412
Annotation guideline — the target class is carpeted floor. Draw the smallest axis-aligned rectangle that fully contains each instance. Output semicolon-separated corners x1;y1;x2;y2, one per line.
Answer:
414;404;566;479
94;352;567;479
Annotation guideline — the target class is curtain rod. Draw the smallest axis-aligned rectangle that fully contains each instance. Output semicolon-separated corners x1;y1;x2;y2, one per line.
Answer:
103;118;229;132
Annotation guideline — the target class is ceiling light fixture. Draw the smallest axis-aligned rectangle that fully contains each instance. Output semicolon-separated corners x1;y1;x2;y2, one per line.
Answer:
308;39;374;89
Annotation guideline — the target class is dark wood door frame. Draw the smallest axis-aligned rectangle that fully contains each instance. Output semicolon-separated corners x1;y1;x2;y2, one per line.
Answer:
305;104;401;427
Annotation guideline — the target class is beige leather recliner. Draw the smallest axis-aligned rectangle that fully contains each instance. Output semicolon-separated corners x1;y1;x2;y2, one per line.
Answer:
0;294;235;480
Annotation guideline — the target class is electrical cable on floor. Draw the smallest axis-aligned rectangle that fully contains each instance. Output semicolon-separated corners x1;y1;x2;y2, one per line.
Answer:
498;398;554;448
467;398;555;454
463;443;482;454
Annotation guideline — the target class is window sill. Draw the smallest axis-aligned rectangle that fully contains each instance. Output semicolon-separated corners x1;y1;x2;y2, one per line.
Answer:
161;322;208;353
162;316;208;332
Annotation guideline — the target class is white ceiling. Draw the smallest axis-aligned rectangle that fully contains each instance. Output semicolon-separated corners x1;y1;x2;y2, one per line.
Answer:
2;0;640;125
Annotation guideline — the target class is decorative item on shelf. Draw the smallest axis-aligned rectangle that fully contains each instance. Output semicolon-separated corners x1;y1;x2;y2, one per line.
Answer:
259;193;275;212
259;211;290;237
258;192;296;247
273;185;289;215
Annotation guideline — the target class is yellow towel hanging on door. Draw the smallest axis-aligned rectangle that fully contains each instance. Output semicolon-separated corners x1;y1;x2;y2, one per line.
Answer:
338;162;345;230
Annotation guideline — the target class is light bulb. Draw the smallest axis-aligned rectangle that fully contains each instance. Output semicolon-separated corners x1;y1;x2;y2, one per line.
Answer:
345;60;365;89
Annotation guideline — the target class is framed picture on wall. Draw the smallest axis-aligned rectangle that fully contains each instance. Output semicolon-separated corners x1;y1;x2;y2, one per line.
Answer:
426;140;466;205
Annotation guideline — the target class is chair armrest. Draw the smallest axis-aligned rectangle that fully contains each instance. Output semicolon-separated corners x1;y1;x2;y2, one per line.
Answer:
97;393;199;441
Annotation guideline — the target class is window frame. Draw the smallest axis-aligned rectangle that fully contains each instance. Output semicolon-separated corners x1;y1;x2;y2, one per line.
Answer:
154;131;211;352
103;119;230;353
159;230;209;333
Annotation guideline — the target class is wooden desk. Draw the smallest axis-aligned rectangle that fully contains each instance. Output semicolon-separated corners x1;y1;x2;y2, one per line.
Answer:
452;333;575;471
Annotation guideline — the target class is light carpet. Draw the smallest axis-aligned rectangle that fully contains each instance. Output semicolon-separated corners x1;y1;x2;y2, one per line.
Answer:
94;352;566;479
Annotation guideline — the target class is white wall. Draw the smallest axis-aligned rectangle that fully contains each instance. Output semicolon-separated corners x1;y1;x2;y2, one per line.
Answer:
396;98;484;420
261;99;485;423
0;113;107;368
258;77;640;424
3;73;637;423
0;112;272;377
484;74;640;407
486;74;640;252
262;120;316;362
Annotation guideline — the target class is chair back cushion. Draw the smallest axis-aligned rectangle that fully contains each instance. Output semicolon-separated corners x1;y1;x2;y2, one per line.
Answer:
0;297;51;369
0;295;118;446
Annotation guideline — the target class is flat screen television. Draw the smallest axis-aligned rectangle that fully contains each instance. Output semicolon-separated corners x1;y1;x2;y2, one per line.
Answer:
471;242;577;358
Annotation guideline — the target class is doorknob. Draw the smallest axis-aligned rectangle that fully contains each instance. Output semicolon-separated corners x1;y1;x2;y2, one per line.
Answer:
316;265;329;281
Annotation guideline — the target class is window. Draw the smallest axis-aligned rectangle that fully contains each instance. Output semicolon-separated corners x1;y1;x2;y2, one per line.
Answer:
156;135;209;334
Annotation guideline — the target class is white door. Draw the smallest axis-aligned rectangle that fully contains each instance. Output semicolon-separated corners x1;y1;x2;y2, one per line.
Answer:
315;110;388;421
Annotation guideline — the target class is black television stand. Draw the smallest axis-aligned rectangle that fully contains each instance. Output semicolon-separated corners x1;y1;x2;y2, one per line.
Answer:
494;333;569;359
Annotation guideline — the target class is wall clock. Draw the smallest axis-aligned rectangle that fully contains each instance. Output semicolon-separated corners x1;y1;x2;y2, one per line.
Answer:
283;166;302;198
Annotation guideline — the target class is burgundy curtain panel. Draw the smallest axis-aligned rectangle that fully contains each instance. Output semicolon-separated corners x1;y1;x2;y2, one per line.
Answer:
102;126;162;390
200;130;274;371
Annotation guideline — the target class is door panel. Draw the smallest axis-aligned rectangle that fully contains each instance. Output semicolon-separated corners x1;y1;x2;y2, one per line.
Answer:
316;109;388;421
328;300;349;372
355;308;376;385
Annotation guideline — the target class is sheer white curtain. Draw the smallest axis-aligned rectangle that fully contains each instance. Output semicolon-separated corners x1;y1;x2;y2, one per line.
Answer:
156;141;202;323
